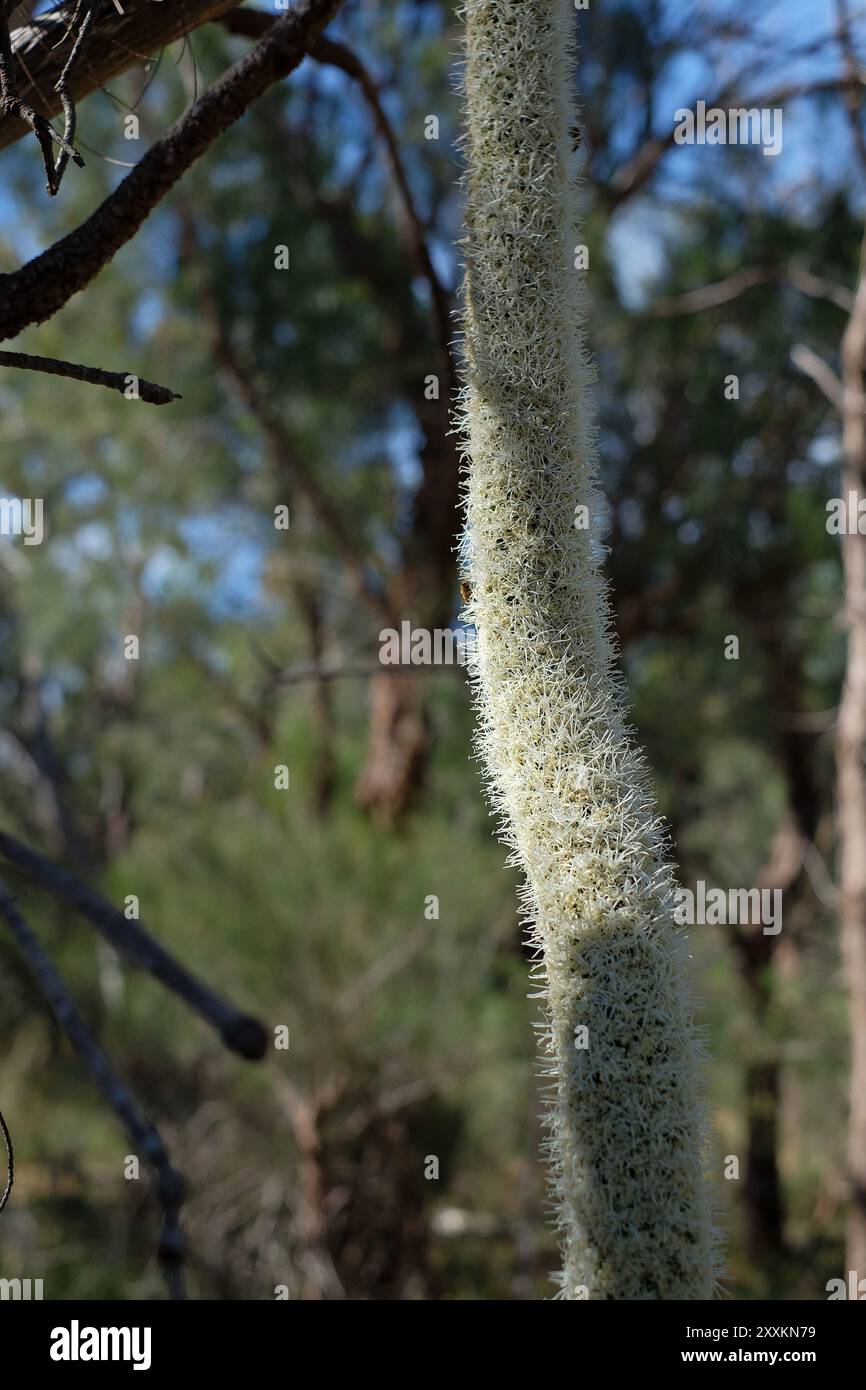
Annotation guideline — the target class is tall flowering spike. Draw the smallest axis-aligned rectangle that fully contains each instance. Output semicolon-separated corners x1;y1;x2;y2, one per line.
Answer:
458;1;717;1299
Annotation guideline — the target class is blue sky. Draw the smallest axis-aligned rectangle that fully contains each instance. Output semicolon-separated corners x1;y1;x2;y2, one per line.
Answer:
608;0;865;305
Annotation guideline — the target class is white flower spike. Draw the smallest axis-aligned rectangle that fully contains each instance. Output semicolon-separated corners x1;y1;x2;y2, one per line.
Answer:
458;0;718;1299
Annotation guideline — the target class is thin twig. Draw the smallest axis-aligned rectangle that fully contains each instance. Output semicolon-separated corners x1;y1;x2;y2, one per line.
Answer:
0;829;267;1059
0;0;83;193
834;0;866;176
0;348;180;403
650;263;856;317
52;0;95;189
0;877;187;1297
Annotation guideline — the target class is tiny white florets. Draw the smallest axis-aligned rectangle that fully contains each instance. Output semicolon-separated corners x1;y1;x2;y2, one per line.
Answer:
458;0;718;1299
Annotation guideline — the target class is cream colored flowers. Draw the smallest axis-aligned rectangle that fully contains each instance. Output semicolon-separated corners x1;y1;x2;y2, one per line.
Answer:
458;0;717;1298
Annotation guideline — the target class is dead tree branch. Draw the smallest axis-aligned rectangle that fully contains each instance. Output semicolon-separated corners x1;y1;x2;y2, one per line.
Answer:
0;0;242;153
0;0;347;341
0;348;180;402
0;0;83;193
0;828;267;1059
50;0;97;191
0;878;187;1297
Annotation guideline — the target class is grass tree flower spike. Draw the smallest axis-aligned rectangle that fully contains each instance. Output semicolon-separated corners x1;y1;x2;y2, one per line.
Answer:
458;0;718;1299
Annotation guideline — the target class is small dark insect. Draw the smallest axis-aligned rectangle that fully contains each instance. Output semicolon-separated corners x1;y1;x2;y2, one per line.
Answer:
570;124;582;151
460;579;473;603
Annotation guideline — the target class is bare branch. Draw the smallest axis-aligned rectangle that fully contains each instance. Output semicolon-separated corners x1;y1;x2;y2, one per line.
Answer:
652;263;861;471
0;0;243;153
50;0;97;192
650;265;774;316
787;266;858;313
0;0;347;341
790;342;845;411
0;877;187;1297
834;0;866;176
651;264;855;317
0;0;84;193
0;348;180;402
608;76;866;208
0;828;267;1060
314;33;456;394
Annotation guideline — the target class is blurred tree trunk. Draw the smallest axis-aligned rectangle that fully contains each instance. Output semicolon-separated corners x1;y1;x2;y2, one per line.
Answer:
837;229;866;1283
290;500;337;817
355;389;459;822
296;585;336;817
735;613;820;1266
274;1076;345;1300
355;670;429;823
743;1054;784;1260
732;817;802;1264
